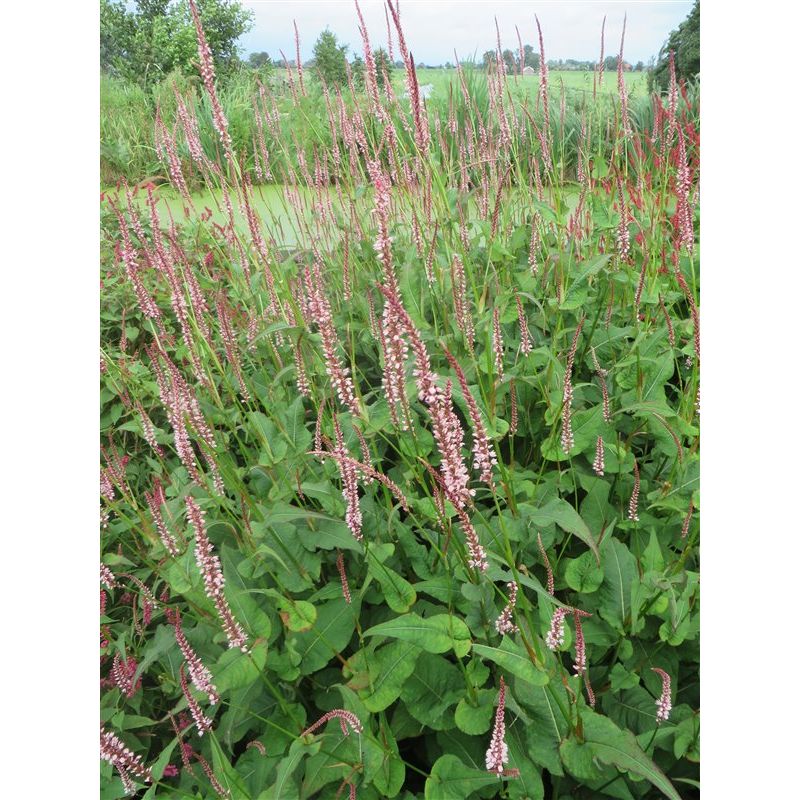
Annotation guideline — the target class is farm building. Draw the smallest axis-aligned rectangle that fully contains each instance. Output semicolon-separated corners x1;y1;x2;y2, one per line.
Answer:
522;65;536;76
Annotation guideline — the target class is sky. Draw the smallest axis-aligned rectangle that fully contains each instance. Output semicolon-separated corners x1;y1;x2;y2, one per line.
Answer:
238;0;693;66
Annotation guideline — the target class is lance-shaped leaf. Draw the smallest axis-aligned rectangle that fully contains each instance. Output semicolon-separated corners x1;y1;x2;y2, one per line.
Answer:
364;613;471;657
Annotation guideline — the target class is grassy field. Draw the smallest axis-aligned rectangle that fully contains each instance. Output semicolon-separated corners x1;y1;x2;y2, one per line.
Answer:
100;65;656;188
413;66;650;101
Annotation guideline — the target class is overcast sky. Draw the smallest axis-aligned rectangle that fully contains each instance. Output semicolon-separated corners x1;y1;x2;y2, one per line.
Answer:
238;1;693;66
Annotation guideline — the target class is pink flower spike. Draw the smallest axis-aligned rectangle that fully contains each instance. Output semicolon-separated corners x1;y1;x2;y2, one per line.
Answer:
495;581;520;635
100;726;152;794
188;0;234;168
336;550;352;604
485;676;510;774
536;533;555;595
293;20;305;96
545;606;567;651
456;507;488;573
528;216;541;275
584;667;596;707
302;709;363;738
617;14;632;138
681;501;694;540
515;293;532;355
492;307;504;381
180;663;213;736
560;318;585;454
169;608;219;704
186;496;248;651
111;651;141;699
571;608;592;676
443;348;496;486
652;667;672;723
331;416;363;543
144;478;180;557
101;563;117;590
628;458;641;521
593;436;605;476
195;751;231;798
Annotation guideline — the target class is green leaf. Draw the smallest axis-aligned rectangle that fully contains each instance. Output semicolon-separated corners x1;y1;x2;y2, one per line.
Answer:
471;639;549;687
283;395;312;455
641;530;665;573
512;682;568;776
609;663;641;691
278;599;317;632
364;613;471;657
262;739;318;800
368;560;417;613
566;253;612;298
673;716;700;761
454;689;496;734
297;516;364;553
506;722;545;799
529;498;600;563
564;551;604;593
289;597;357;675
401;652;462;730
424;754;500;799
363;723;405;797
260;503;363;554
214;641;268;695
598;537;638;632
582;710;683;800
359;641;420;712
301;729;358;796
147;738;178;782
560;736;606;782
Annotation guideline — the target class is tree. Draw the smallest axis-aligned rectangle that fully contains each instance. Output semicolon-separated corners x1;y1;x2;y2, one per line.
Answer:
101;0;136;78
312;29;349;87
499;49;514;74
374;48;393;89
604;55;619;71
523;44;540;70
100;0;254;88
351;55;366;89
648;0;700;93
247;52;273;71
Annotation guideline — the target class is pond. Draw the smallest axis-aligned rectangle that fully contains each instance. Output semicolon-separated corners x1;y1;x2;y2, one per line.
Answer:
102;180;582;249
102;183;335;247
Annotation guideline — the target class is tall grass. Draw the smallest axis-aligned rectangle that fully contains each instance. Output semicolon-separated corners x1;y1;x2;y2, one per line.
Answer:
100;62;671;189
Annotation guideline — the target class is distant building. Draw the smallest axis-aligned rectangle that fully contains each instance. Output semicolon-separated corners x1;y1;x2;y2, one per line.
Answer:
522;65;536;77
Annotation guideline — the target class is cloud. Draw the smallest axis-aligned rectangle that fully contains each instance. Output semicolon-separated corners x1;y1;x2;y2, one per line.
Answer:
239;0;693;65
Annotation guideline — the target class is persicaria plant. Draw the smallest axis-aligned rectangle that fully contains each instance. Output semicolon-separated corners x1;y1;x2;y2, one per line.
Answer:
100;2;699;797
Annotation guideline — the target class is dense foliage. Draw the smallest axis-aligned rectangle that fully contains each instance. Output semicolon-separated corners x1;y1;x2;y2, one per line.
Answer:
100;0;254;87
100;3;699;798
649;1;700;93
312;29;352;88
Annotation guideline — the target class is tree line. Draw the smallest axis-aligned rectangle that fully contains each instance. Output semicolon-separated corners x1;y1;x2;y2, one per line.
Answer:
100;0;698;92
